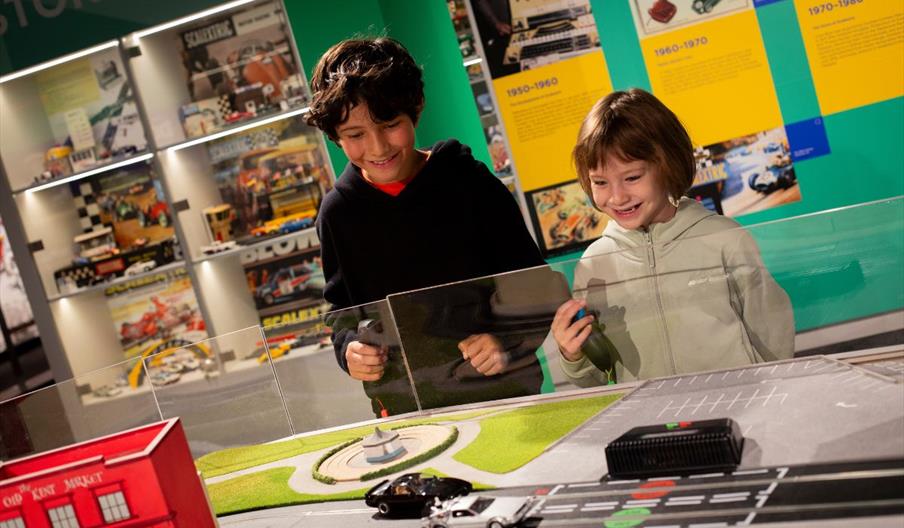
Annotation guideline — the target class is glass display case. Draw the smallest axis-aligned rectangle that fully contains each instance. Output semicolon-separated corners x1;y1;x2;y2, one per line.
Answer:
125;0;308;150
0;0;334;393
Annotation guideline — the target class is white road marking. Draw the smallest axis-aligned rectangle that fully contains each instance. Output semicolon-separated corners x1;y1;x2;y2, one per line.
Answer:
705;374;713;383
607;479;640;485
745;389;760;408
709;393;725;413
567;482;600;488
581;505;617;511
584;501;619;507
548;484;564;495
692;395;708;415
689;375;698;385
626;499;660;506
713;492;751;498
762;386;777;407
689;472;724;479
649;475;680;481
727;392;741;410
732;469;768;476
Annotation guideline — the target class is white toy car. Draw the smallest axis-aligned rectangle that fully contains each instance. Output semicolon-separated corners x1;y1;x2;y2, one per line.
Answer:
422;495;542;528
125;260;157;276
200;240;238;255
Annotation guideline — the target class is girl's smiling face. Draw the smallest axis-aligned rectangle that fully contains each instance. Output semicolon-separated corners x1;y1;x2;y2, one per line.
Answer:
335;102;420;185
589;154;677;230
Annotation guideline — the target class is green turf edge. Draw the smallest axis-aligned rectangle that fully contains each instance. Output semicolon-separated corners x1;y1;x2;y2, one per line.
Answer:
209;466;371;516
451;394;623;474
196;408;495;478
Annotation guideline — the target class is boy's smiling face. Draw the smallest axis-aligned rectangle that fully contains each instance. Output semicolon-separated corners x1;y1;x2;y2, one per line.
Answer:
335;102;421;185
589;154;676;230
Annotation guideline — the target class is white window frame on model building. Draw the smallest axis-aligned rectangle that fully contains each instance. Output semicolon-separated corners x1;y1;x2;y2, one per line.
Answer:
0;517;25;528
47;503;80;528
97;489;131;523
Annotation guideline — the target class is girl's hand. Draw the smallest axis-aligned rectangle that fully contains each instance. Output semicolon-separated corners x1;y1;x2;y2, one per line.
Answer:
553;299;594;362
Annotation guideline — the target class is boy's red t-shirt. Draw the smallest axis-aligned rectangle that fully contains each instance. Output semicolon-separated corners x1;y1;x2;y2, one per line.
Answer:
361;151;430;196
367;177;411;196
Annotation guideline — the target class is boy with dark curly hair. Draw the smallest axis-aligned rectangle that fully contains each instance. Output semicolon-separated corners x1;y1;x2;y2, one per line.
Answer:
307;37;546;415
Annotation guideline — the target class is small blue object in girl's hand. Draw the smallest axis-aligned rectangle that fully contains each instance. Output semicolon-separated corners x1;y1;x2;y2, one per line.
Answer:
572;308;587;325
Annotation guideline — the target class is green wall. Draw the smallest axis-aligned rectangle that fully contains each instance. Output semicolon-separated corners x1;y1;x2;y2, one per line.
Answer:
285;0;491;177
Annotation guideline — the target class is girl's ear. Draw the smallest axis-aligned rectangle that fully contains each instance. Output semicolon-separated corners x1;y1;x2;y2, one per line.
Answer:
668;195;680;208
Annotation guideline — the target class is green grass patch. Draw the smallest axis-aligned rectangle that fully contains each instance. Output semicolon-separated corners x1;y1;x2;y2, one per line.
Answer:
197;409;495;478
208;467;370;516
452;394;622;473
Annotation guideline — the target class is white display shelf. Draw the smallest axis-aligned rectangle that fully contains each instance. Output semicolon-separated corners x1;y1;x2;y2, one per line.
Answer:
163;106;310;152
47;260;187;302
192;225;317;264
14;152;155;195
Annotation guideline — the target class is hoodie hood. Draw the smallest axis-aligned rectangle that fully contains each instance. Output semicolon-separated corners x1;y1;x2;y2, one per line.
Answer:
602;197;716;248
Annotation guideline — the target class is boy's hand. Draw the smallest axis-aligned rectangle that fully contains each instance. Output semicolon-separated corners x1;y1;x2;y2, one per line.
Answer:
346;341;387;381
459;334;508;376
553;299;594;362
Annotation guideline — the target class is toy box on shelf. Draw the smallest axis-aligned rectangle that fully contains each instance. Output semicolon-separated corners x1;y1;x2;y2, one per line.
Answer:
175;0;307;139
51;163;178;294
205;115;331;244
243;233;331;361
105;267;207;363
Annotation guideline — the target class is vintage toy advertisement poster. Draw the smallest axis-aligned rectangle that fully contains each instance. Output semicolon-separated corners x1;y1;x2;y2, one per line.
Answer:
72;163;175;250
526;180;609;256
205;115;331;242
240;234;330;347
105;268;207;359
178;1;298;103
0;216;38;352
689;126;800;217
34;48;147;164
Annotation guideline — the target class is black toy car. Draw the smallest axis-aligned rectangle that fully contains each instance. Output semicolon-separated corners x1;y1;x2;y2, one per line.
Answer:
365;473;472;516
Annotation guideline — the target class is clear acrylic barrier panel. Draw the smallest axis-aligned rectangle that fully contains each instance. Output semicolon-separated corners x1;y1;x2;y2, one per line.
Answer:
386;266;570;412
266;299;420;428
0;357;161;461
1;198;901;465
142;326;293;460
746;197;904;331
390;197;904;403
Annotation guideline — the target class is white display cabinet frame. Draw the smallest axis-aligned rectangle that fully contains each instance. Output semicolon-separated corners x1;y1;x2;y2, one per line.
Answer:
0;0;335;385
124;0;310;150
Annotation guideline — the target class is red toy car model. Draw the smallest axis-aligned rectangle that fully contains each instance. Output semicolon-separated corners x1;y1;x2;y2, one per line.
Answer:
649;0;677;23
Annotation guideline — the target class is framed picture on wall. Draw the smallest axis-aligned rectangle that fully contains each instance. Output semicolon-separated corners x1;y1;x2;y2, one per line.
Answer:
525;179;608;257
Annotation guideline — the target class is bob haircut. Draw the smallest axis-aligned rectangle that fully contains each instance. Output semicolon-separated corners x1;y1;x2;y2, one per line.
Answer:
306;37;425;141
572;88;696;209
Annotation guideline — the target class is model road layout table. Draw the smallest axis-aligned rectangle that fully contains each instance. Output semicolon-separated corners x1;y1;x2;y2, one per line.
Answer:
212;348;904;527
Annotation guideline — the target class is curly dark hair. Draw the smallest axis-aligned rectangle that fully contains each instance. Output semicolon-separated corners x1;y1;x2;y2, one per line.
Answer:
306;37;425;141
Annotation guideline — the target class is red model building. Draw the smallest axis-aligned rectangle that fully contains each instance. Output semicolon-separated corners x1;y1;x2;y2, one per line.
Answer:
0;418;215;527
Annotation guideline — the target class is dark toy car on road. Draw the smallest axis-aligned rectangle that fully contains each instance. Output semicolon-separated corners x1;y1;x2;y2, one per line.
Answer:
365;473;472;516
